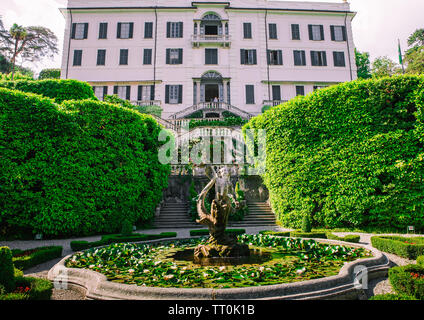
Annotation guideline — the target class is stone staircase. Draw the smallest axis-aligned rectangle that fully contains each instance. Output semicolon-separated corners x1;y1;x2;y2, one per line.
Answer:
229;201;277;228
153;202;200;229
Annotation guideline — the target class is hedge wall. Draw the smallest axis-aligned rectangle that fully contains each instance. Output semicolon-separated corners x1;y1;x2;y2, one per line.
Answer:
0;88;170;237
244;75;424;230
0;79;96;103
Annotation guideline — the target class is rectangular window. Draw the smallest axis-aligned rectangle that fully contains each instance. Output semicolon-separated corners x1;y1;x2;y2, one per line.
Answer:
333;51;346;67
245;85;255;104
311;51;327;66
166;49;183;64
138;85;154;101
72;23;88;40
272;85;281;101
294;50;307;66
114;86;131;100
73;50;82;66
240;49;257;65
143;49;152;65
243;23;252;39
117;22;134;39
144;22;153;39
205;48;218;65
296;86;305;96
308;24;324;41
165;85;183;104
167;22;183;38
99;23;108;39
267;50;283;65
119;49;129;65
97;49;106;66
94;86;108;100
291;24;300;40
330;26;347;42
269;23;277;39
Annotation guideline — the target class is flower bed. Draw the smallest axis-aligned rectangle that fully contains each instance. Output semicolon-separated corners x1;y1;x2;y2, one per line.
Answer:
12;246;63;270
389;264;424;300
65;234;372;289
371;236;424;259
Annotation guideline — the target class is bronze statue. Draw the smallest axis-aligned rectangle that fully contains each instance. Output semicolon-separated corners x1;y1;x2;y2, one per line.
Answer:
194;166;250;259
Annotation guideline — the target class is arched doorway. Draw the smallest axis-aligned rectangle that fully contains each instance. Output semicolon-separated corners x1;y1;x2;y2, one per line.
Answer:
200;71;223;103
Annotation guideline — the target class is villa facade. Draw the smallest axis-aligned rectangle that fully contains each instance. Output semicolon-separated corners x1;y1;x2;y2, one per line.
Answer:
60;0;357;120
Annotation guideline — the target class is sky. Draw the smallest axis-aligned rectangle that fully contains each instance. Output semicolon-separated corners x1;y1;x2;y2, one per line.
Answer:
0;0;423;75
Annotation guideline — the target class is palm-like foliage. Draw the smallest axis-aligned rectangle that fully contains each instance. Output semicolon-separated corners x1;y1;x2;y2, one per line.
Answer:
0;17;58;80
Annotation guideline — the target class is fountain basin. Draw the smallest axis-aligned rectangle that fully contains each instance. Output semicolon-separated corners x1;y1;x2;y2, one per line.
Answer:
47;237;390;300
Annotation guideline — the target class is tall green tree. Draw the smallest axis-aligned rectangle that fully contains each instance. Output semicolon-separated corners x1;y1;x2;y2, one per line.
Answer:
0;19;58;80
404;28;424;75
355;49;372;79
371;56;401;78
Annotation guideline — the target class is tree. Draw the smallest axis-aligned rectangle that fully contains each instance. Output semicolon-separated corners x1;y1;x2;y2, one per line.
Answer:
355;49;372;79
371;56;401;78
0;20;58;80
407;28;424;49
404;28;424;75
38;68;61;80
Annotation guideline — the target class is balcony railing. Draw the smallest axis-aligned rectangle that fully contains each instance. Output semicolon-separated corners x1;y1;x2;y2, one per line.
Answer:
191;34;231;47
132;100;162;107
262;100;288;107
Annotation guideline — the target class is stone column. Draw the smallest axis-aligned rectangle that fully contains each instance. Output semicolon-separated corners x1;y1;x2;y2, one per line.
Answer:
223;80;228;104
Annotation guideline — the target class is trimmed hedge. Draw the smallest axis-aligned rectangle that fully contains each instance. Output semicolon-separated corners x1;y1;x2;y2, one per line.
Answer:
38;69;61;80
417;256;424;266
70;232;177;251
12;246;63;271
259;230;291;237
0;79;96;103
244;75;424;231
369;293;417;300
0;247;15;292
0;88;170;237
389;264;424;300
326;233;361;243
189;229;246;237
290;231;327;239
371;236;424;259
0;276;53;300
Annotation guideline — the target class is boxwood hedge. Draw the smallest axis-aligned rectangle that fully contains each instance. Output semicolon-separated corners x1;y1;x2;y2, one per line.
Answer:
12;246;63;271
0;79;96;103
244;75;424;231
371;236;424;259
0;88;170;237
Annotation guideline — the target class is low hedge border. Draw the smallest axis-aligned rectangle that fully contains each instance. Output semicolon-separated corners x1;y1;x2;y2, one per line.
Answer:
259;231;291;237
70;232;177;251
369;293;417;300
12;246;63;271
417;256;424;266
290;231;327;239
189;229;246;237
0;276;53;300
389;264;424;300
326;234;361;243
371;236;424;259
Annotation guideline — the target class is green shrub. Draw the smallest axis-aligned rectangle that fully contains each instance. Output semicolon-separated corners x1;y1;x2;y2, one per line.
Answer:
189;117;248;129
302;215;312;233
0;79;96;103
12;246;63;270
327;233;361;243
70;232;177;251
244;75;424;231
0;276;53;300
0;247;15;292
259;230;291;237
417;256;424;266
0;88;170;237
389;264;424;299
38;69;61;80
121;219;133;236
290;231;327;239
369;293;417;300
371;236;424;259
189;229;246;237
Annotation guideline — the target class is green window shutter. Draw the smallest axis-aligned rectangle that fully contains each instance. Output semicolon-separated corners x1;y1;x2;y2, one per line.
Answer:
138;86;142;101
246;85;255;104
71;23;76;39
272;85;281;101
330;26;335;41
342;26;347;41
166;49;170;64
253;50;257;64
166;22;171;38
266;50;270;65
150;85;155;101
308;25;313;40
129;23;134;38
179;22;183;38
165;85;170;103
103;86;108;98
113;86;118;95
178;49;183;64
320;25;324;40
240;49;246;64
178;85;183;104
126;86;131;100
117;23;122;38
311;51;318;66
322;51;327;66
83;23;89;39
278;50;283;65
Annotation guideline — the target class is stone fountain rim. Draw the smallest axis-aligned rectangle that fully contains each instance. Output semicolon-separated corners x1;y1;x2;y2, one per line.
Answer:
47;237;390;300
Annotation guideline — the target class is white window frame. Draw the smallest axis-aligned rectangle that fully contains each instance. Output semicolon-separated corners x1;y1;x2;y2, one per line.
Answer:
170;22;181;38
169;85;179;104
74;23;85;40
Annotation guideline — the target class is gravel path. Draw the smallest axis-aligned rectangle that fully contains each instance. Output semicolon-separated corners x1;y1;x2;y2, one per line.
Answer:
2;227;422;300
